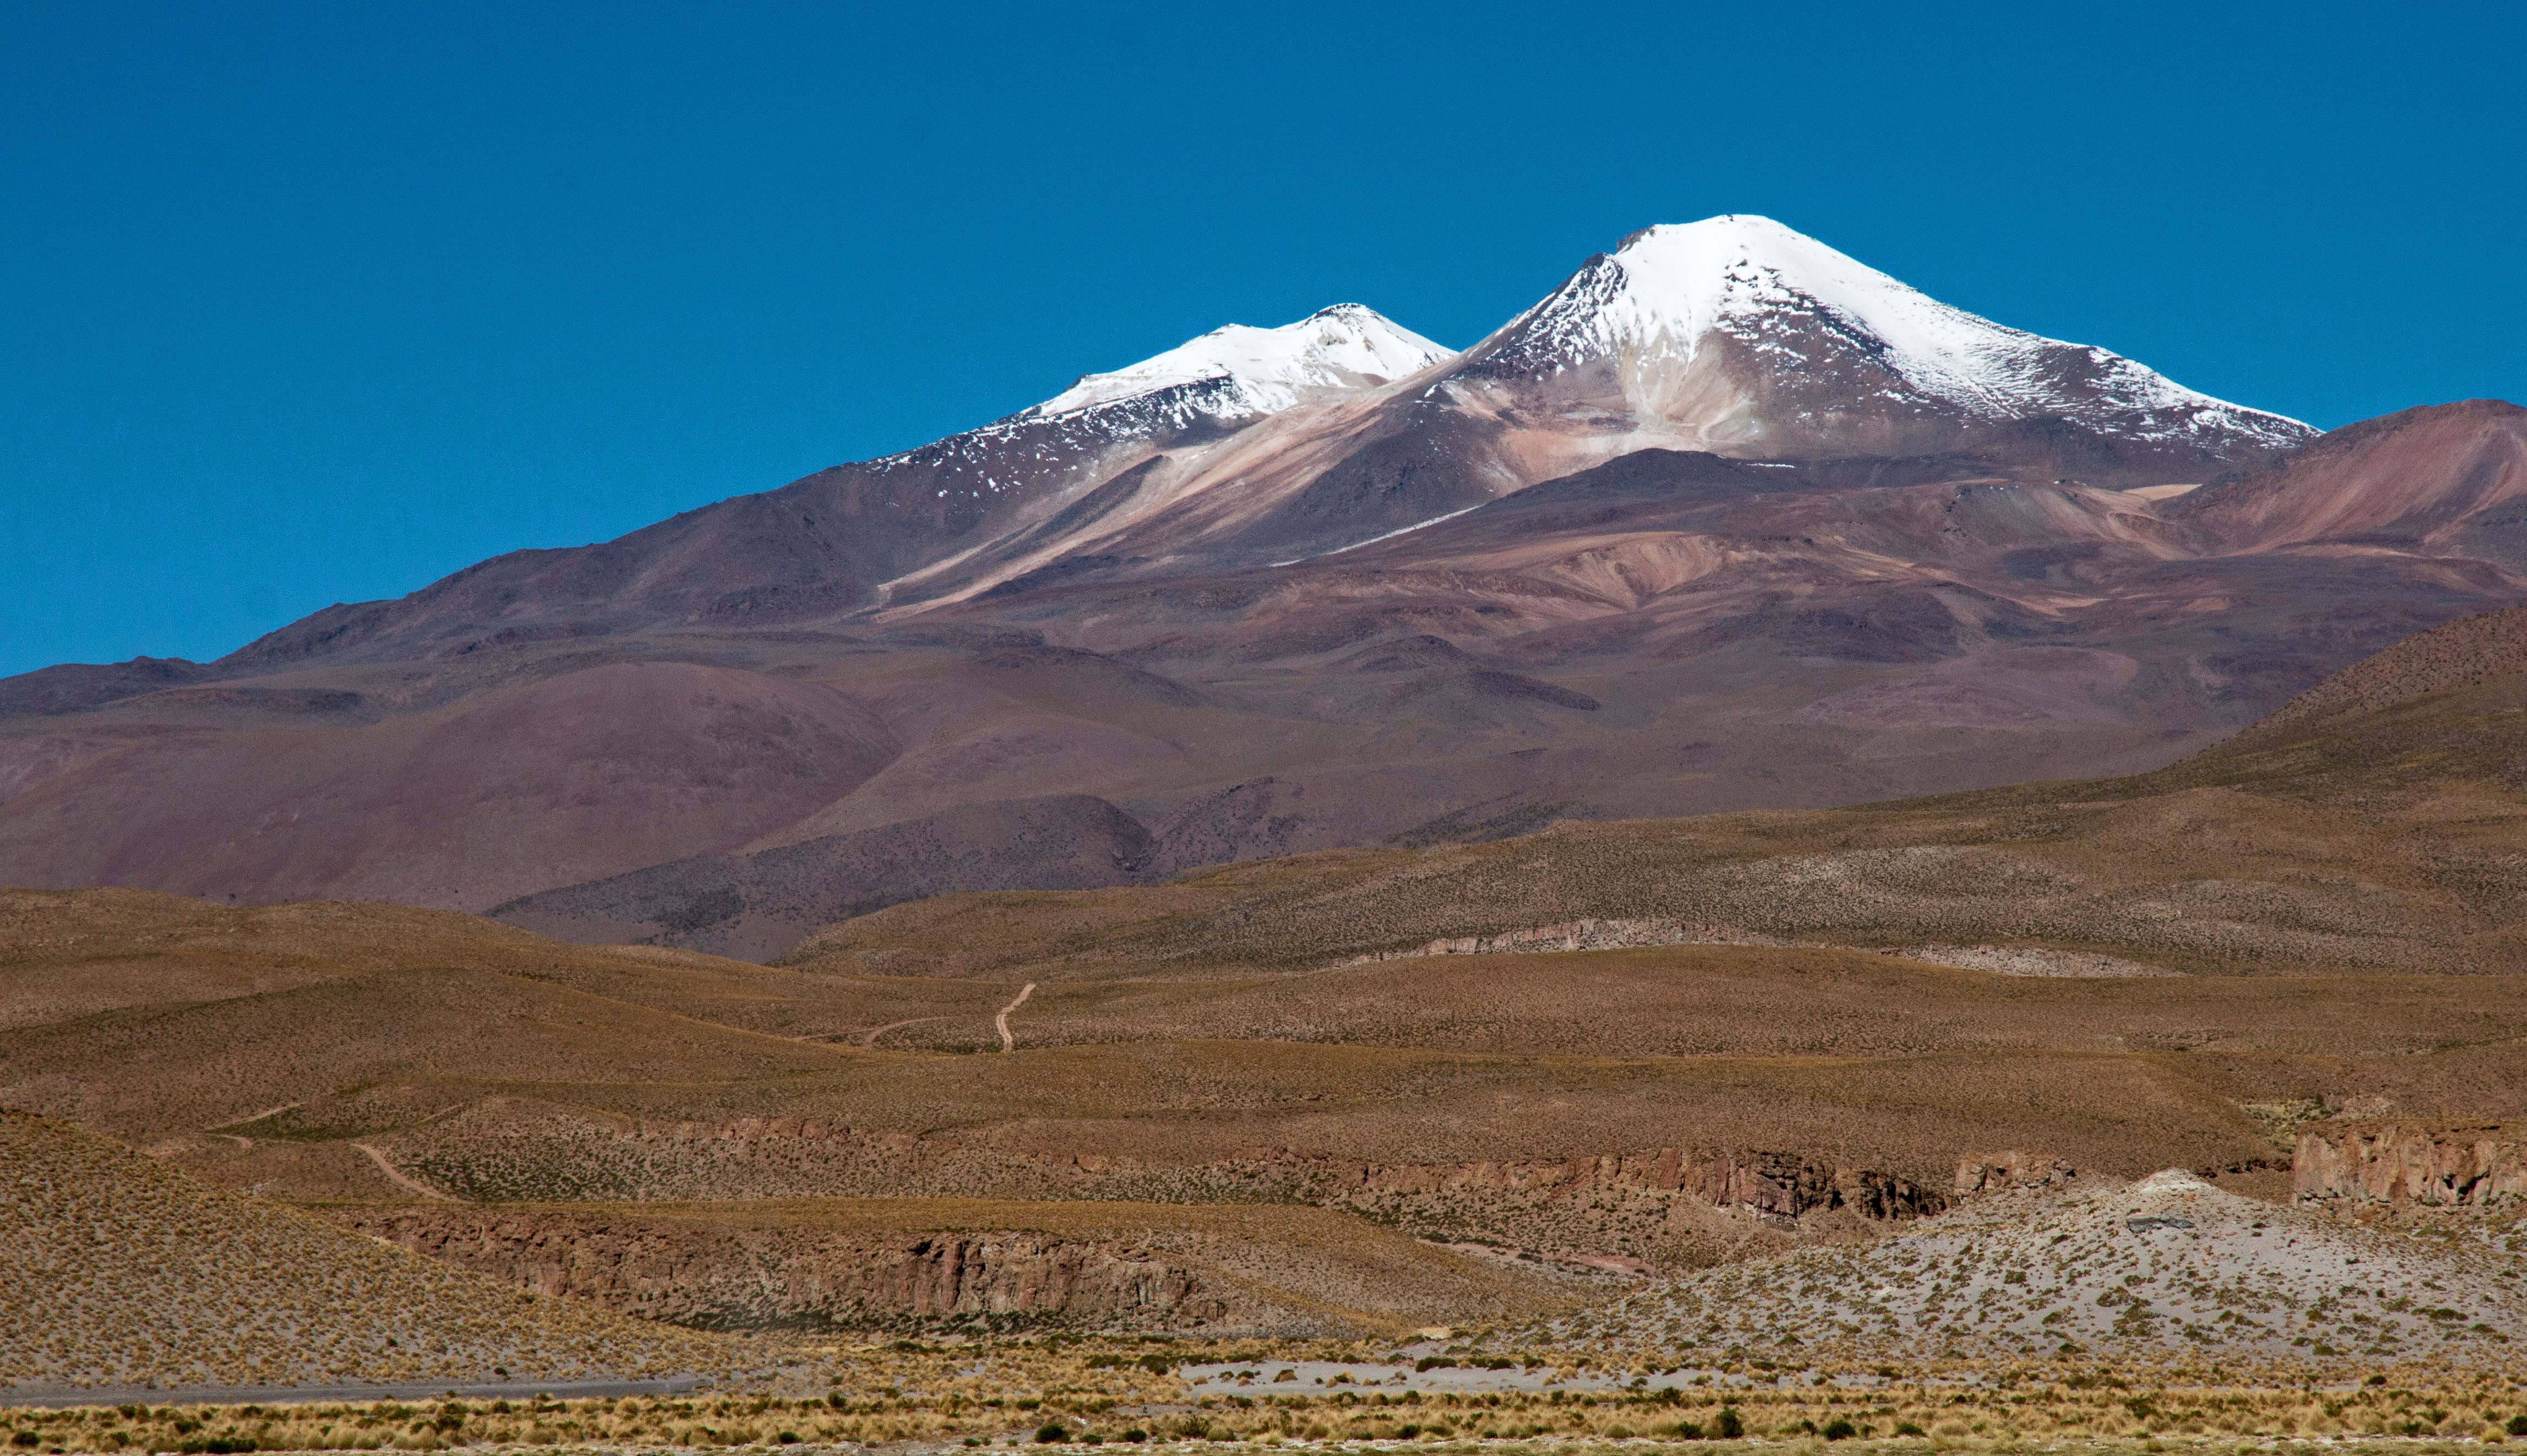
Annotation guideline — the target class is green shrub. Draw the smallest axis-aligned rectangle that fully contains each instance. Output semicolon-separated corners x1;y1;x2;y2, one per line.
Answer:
1822;1419;1857;1441
1715;1408;1744;1439
2509;1416;2527;1438
1664;1421;1705;1439
1894;1422;1927;1437
1036;1424;1068;1444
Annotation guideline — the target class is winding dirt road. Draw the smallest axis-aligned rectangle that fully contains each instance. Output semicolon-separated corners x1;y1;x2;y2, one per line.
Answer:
995;982;1035;1053
351;1142;459;1202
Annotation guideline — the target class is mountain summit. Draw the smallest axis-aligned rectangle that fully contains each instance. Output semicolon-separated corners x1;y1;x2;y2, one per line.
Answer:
1020;303;1452;426
1452;214;2312;463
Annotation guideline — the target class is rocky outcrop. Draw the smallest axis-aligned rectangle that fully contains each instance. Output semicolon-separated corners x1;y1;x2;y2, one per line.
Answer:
1333;918;1786;966
1279;1147;1944;1225
343;1209;1230;1333
2293;1121;2527;1211
1954;1150;2076;1196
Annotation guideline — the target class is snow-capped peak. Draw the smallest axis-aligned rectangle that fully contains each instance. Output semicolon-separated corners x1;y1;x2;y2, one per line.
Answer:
1022;304;1454;423
1476;215;2312;450
1601;215;2033;398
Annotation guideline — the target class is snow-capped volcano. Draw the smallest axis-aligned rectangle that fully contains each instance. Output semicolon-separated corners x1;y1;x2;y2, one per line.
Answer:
1022;304;1454;425
1458;215;2312;459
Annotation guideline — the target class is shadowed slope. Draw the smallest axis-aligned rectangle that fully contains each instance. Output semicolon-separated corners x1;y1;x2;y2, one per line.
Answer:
0;662;899;912
789;601;2527;984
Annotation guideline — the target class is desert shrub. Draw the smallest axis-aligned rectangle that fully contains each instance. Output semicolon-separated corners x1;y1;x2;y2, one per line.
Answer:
1822;1419;1857;1441
1894;1422;1927;1437
2510;1416;2527;1438
1664;1420;1705;1439
1036;1424;1068;1444
1715;1408;1744;1438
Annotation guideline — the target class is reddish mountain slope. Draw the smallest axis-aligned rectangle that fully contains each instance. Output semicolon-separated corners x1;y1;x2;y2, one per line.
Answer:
2176;398;2527;559
0;219;2519;939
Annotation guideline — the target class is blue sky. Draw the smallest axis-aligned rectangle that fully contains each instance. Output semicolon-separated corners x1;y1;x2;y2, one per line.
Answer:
3;0;2521;676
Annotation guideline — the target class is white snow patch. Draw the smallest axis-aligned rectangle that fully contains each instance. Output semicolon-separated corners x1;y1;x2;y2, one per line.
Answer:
1316;503;1487;559
1025;304;1454;423
1487;214;2310;449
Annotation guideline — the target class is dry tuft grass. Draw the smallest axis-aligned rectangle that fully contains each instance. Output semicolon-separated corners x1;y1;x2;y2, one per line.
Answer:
0;1111;735;1392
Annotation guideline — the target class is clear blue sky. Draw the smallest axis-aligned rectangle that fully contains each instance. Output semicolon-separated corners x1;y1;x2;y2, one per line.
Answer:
4;1;2521;677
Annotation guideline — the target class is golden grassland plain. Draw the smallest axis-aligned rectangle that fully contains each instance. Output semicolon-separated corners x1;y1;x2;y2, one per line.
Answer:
13;1362;2527;1453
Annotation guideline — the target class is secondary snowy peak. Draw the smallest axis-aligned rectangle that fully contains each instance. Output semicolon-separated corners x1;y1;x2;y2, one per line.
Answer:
1022;305;1454;425
1470;215;2312;452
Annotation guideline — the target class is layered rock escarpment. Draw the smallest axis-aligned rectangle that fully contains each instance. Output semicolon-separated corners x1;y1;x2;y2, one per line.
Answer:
1953;1150;2076;1197
342;1209;1232;1334
1271;1146;1945;1231
2293;1122;2527;1212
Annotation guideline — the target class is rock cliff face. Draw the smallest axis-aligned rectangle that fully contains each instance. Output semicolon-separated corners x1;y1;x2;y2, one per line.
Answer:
343;1209;1232;1333
1953;1150;2076;1197
2293;1122;2527;1211
1284;1146;1945;1229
